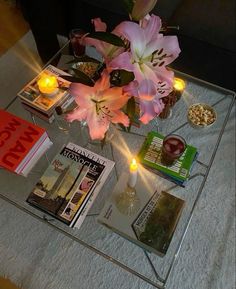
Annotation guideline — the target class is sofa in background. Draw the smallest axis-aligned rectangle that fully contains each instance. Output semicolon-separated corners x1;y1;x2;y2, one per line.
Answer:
20;0;236;90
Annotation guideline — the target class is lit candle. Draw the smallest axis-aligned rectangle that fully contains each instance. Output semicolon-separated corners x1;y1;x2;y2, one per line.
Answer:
173;78;186;101
37;74;59;96
128;158;138;188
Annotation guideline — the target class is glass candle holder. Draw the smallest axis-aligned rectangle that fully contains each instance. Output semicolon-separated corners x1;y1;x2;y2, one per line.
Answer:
115;185;140;216
115;158;140;216
173;78;186;101
159;91;177;119
69;29;86;57
37;74;59;97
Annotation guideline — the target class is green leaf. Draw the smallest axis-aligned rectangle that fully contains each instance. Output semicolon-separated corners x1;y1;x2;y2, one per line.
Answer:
86;32;125;47
125;97;141;129
127;97;136;120
117;123;128;132
60;72;94;86
121;0;134;14
110;69;134;86
126;96;136;131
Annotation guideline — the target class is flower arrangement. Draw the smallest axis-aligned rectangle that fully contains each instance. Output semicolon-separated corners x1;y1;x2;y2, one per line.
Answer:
65;0;180;140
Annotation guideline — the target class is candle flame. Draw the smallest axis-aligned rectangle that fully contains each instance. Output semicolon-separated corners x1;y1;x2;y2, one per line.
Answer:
37;74;58;94
130;158;138;172
174;78;185;91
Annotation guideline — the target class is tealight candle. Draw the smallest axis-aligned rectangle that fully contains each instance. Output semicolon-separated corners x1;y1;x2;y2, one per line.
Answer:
173;78;186;101
128;158;138;188
37;74;59;97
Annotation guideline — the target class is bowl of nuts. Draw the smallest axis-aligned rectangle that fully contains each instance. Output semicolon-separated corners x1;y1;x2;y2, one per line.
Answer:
187;103;217;128
71;61;100;78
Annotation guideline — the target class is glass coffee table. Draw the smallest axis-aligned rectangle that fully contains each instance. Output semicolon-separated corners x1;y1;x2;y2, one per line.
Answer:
0;43;235;289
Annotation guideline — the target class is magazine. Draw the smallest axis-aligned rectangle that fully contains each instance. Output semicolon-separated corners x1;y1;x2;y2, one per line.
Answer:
98;170;185;256
27;145;105;225
21;102;55;123
65;142;115;228
18;65;71;114
138;131;198;186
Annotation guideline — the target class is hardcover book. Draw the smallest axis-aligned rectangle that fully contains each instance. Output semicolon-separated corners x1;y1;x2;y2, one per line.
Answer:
98;170;185;256
18;65;71;116
27;144;112;226
0;109;52;176
138;131;198;186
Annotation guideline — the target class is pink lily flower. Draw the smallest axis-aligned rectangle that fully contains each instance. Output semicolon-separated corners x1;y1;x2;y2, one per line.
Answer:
124;79;165;124
84;18;125;61
108;14;180;87
66;71;130;140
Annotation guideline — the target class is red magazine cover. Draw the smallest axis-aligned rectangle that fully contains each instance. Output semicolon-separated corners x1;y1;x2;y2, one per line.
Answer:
0;109;46;173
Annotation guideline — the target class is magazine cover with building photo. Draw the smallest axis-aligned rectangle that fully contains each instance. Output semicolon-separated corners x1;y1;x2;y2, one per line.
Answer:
27;145;105;225
59;173;96;222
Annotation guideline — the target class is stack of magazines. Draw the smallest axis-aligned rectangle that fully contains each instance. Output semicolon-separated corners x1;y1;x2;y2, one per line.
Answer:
0;109;53;176
17;65;73;123
138;131;198;187
27;142;115;229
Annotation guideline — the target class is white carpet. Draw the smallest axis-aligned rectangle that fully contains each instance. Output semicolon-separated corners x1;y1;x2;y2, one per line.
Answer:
0;31;235;289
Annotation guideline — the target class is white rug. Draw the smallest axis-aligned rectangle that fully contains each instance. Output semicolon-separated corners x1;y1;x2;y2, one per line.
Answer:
0;31;235;289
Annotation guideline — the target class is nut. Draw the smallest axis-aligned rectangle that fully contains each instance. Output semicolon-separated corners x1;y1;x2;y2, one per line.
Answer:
188;103;216;128
74;62;99;77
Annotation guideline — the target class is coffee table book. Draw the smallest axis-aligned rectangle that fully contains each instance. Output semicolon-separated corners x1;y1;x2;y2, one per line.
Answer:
98;171;185;256
18;65;72;122
27;143;114;227
138;131;198;187
0;109;52;176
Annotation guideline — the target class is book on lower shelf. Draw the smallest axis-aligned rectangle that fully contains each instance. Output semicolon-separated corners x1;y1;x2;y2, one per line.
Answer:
138;131;198;187
0;109;52;176
27;143;115;227
98;170;185;257
18;65;72;122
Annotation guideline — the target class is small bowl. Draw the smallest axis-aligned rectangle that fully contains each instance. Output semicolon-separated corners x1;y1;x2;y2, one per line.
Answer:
187;103;217;129
71;62;99;78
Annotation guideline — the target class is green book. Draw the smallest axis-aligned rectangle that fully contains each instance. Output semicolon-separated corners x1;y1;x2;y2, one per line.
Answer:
138;131;198;186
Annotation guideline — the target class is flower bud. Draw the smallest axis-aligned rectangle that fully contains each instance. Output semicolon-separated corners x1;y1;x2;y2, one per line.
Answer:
131;0;157;21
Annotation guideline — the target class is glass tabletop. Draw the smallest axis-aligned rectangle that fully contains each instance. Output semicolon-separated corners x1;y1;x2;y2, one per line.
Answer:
0;43;235;289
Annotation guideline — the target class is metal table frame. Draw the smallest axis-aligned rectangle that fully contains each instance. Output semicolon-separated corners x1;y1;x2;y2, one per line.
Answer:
1;42;235;288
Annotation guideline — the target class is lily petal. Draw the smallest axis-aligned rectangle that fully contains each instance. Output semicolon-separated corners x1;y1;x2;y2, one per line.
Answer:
112;110;130;127
94;70;110;91
92;18;107;32
66;107;88;122
139;100;157;124
138;79;157;101
108;51;134;72
115;21;146;57
142;14;162;38
86;108;110;140
69;83;94;108
102;87;129;109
